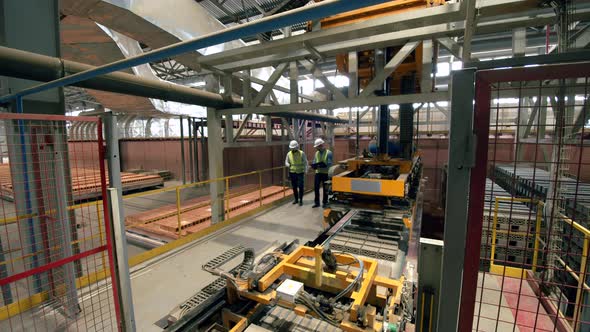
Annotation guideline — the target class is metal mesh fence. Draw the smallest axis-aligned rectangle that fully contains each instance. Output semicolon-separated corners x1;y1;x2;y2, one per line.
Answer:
0;113;118;331
467;64;590;331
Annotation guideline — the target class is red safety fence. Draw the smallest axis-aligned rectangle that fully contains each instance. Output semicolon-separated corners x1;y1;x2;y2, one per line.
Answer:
0;113;120;331
461;63;590;331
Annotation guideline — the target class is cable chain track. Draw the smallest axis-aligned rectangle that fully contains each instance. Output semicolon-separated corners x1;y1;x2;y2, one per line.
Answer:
180;245;251;311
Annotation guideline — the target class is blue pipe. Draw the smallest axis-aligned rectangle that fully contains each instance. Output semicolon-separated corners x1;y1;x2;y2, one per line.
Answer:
0;0;390;103
16;97;42;293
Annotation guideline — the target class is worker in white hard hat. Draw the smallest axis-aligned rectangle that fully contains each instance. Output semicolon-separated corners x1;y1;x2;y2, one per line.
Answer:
311;138;333;208
285;140;308;206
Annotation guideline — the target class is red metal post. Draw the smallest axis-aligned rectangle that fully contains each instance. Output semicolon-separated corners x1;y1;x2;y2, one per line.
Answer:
458;74;492;331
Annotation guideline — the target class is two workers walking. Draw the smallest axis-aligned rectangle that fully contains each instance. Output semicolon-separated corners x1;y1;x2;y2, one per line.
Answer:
284;138;333;208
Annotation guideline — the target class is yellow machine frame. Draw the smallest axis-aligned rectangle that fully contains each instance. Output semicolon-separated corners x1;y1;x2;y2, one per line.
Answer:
332;156;418;198
225;245;404;332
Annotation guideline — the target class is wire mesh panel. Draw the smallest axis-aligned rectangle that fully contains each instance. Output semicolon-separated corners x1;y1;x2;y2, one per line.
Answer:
0;113;119;331
461;64;590;331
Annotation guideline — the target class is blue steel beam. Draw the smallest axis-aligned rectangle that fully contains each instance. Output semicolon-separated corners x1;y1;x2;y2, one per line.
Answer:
0;0;390;103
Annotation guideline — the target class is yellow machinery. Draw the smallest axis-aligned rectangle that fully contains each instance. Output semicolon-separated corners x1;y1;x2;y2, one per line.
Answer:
165;242;410;331
326;154;422;239
331;156;421;200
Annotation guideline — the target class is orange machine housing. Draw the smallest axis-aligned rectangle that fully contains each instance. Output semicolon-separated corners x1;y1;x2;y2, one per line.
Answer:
311;0;446;95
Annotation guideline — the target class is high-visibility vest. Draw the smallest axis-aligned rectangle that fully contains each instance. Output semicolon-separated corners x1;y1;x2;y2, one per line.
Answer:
288;150;305;173
315;150;330;174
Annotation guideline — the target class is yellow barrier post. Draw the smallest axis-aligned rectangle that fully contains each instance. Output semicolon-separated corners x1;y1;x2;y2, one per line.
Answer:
574;236;589;329
225;178;230;220
96;204;107;270
176;187;182;237
259;171;263;207
420;292;426;332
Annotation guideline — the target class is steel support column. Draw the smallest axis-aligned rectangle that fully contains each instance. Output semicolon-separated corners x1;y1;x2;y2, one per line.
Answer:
225;115;234;143
200;118;207;180
461;0;477;62
290;60;299;141
326;110;335;148
180;116;186;184
188;117;194;183
422;40;435;93
437;68;476;331
193;118;200;181
103;113;136;331
266;116;272;143
206;76;225;224
349;51;359;157
223;74;234;144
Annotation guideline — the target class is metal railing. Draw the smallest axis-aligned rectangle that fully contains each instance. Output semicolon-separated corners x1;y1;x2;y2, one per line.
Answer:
122;165;289;238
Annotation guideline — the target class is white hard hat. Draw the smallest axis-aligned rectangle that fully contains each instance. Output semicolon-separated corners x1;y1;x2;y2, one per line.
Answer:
314;138;325;148
289;140;299;149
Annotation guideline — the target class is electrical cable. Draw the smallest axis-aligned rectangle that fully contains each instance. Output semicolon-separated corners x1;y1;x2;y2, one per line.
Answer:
295;291;340;327
331;252;363;302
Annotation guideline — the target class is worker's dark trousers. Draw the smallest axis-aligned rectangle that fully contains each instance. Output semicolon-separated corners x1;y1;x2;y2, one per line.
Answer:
289;172;305;202
314;173;329;205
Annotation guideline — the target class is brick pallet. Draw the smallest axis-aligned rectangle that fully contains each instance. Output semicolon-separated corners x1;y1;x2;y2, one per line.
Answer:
0;164;163;202
494;166;590;228
126;185;289;240
329;230;399;262
493;165;590;310
481;179;538;270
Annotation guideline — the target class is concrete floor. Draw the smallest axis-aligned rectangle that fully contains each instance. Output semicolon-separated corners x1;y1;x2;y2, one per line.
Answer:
129;192;324;332
473;272;557;332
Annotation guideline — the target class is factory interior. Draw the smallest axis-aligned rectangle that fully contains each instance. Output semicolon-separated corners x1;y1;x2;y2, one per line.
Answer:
1;0;590;331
